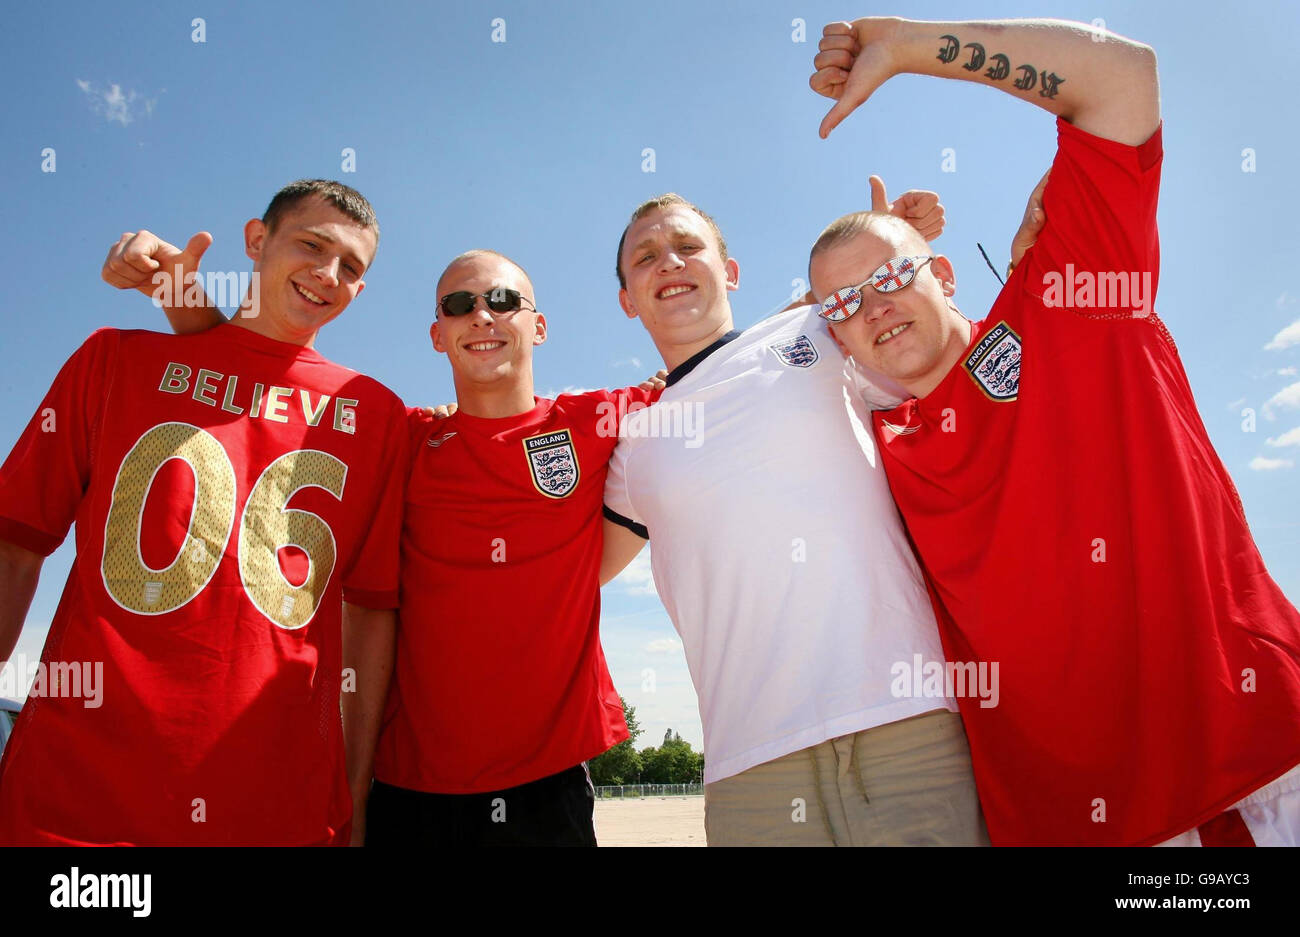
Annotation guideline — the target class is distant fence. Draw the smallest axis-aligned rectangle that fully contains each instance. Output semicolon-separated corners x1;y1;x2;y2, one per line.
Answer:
595;783;704;799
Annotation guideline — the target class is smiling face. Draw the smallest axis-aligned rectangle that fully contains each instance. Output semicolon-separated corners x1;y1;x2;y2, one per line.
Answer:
810;224;967;397
242;195;377;347
430;253;546;400
617;205;739;370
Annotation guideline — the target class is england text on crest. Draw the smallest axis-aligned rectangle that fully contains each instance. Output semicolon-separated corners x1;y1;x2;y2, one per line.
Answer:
963;321;1022;401
522;428;580;498
769;334;820;368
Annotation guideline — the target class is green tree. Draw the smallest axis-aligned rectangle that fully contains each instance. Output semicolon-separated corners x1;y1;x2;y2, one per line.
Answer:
639;730;704;783
587;697;643;786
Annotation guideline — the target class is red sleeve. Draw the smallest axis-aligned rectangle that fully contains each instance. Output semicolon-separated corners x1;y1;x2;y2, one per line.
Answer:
341;395;411;609
1019;117;1163;316
611;383;662;408
0;329;118;556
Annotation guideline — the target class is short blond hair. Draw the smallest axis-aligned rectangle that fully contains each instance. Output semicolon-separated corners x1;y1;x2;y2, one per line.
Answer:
808;211;928;281
616;194;727;288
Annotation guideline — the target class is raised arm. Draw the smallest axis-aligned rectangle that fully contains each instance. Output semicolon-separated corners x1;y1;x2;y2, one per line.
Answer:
813;17;1159;146
101;230;226;334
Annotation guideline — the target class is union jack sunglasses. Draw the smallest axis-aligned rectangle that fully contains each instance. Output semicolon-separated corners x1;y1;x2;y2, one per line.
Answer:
818;255;935;323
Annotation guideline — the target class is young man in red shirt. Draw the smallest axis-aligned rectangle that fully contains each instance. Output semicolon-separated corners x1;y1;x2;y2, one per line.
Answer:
807;16;1300;845
102;240;658;845
0;180;408;844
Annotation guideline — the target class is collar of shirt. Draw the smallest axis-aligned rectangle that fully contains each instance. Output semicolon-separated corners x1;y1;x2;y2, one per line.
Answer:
665;330;742;388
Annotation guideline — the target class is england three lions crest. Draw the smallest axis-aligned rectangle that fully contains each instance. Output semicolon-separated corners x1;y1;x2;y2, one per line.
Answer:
963;321;1022;401
523;429;580;498
770;335;820;368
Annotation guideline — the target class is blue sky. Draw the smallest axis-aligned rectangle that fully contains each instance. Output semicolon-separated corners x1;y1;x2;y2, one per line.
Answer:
2;1;1298;750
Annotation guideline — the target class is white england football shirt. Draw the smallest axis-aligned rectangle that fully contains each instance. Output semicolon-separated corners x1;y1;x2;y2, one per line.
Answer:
604;304;957;784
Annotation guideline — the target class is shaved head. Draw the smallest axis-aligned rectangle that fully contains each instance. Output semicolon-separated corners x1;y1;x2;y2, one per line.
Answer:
808;211;930;281
437;249;534;299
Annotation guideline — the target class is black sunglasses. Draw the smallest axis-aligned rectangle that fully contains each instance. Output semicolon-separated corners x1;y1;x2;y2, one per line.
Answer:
438;287;536;318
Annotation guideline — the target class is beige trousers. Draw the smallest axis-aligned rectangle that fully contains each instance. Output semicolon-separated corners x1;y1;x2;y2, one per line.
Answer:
704;710;989;846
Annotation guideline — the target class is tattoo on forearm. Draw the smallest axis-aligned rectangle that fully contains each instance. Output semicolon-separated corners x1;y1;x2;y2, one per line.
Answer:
937;33;1066;99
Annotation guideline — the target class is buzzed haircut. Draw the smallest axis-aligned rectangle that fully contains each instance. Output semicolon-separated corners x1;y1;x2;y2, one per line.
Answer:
436;249;534;299
263;179;380;240
807;211;928;281
616;194;728;289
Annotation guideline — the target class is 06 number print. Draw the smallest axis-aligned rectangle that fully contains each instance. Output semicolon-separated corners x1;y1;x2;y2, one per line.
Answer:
101;421;346;629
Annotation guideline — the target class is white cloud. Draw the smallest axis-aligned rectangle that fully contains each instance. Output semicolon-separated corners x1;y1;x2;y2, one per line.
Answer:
1278;291;1296;310
539;385;597;399
1250;456;1294;471
1279;367;1298;377
1227;396;1246;411
644;637;682;654
612;357;643;370
610;547;657;597
1265;426;1300;448
1263;381;1300;419
1265;319;1300;352
75;79;155;125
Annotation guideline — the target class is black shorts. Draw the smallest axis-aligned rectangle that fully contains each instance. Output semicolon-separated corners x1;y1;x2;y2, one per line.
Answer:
364;763;597;847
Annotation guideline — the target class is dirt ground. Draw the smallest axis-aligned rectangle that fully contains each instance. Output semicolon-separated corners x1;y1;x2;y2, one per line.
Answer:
593;796;706;847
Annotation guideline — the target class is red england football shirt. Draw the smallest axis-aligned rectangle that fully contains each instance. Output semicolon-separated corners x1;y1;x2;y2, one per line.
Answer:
375;388;654;793
0;324;408;845
874;119;1300;845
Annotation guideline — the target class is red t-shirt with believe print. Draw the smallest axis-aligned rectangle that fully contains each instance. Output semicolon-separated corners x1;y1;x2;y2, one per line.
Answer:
375;387;655;794
0;324;408;844
874;119;1300;845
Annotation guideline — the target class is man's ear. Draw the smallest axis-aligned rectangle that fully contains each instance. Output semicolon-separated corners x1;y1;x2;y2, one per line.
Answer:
533;312;548;346
931;255;956;297
245;218;267;264
430;319;446;354
618;288;637;320
725;257;740;292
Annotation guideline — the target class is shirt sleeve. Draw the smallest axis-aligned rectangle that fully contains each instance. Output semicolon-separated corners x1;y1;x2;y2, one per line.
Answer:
846;356;910;411
341;394;411;609
603;430;647;540
1018;117;1163;317
0;329;117;556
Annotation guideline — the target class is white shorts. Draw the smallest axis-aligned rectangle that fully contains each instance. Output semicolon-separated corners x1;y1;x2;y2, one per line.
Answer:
1155;763;1300;847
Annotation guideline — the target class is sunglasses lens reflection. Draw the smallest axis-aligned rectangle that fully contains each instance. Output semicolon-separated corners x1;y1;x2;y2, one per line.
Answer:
822;288;861;322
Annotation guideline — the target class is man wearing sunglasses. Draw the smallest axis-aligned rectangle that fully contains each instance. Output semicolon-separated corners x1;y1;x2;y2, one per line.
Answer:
805;16;1300;845
101;237;662;845
600;177;1000;844
354;249;663;846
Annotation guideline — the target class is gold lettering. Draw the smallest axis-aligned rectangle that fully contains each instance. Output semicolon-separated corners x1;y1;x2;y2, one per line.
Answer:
299;390;330;427
264;386;291;423
333;398;359;434
220;376;244;415
159;362;191;394
192;368;221;407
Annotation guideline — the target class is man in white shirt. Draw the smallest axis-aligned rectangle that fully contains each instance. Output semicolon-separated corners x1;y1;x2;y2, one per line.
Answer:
601;187;994;845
